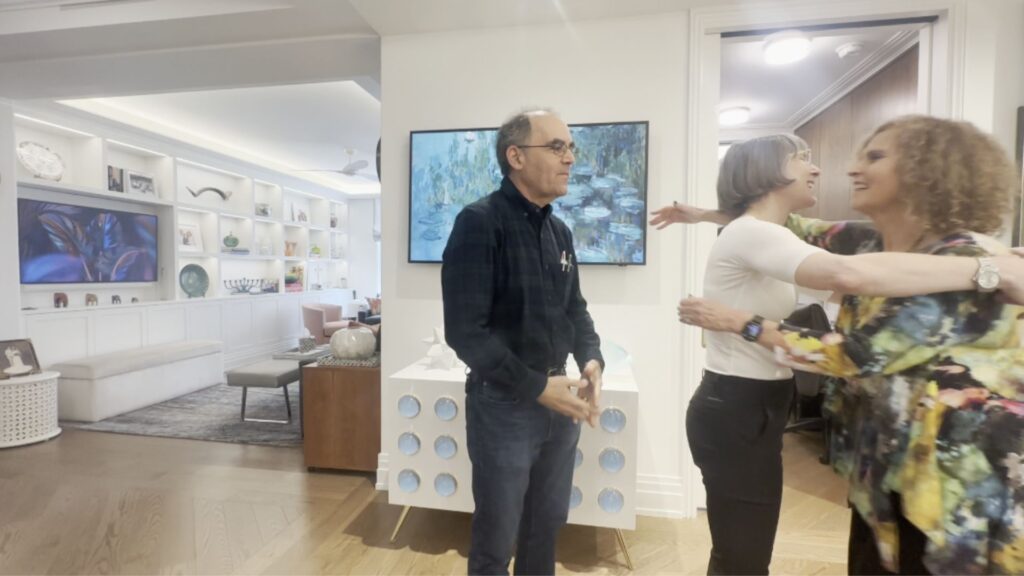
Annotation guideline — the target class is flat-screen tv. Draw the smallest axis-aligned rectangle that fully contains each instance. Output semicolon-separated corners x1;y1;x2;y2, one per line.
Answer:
409;121;649;264
18;198;158;284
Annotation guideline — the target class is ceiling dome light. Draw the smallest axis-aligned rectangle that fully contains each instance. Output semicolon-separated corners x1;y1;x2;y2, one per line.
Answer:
835;41;864;59
718;106;751;126
763;30;811;65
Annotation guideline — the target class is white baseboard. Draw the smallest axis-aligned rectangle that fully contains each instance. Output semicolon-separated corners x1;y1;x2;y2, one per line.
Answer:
376;452;389;490
636;474;692;519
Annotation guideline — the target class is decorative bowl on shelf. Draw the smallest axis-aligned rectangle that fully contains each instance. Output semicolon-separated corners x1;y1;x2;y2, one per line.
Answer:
17;141;65;181
222;231;240;248
179;264;210;298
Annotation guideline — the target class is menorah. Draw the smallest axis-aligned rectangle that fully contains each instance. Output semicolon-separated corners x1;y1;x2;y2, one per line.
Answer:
224;278;261;295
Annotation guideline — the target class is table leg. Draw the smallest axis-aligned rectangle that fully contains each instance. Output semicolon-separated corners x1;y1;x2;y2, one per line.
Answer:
390;506;412;543
615;528;634;571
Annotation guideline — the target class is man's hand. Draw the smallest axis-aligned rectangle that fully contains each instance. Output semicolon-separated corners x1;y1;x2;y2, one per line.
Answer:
579;360;603;427
537;376;594;425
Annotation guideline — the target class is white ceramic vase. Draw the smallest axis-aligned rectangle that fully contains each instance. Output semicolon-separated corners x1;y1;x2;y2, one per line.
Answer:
330;326;376;359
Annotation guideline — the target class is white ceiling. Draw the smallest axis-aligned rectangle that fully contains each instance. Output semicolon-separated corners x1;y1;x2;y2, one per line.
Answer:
0;0;926;197
62;81;382;195
720;23;922;135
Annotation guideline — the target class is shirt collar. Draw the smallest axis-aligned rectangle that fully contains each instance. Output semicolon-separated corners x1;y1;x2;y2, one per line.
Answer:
501;176;552;220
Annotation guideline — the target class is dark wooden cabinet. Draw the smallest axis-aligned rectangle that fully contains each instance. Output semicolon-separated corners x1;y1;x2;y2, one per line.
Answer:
301;363;381;472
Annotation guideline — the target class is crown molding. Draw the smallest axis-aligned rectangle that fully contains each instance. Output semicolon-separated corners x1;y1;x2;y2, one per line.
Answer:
720;123;795;143
787;28;920;129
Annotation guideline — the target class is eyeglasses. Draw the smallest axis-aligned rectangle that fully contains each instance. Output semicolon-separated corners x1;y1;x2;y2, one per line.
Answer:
516;140;578;158
795;149;813;162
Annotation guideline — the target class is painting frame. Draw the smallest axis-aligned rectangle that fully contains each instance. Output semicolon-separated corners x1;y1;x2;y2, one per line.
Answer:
126;170;157;196
178;222;204;253
0;338;41;378
107;165;124;193
407;121;650;265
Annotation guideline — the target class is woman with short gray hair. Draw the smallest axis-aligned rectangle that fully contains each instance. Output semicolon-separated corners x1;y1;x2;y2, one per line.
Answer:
659;132;1024;574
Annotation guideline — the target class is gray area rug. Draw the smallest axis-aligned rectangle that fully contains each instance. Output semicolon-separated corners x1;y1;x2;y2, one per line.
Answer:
62;382;301;447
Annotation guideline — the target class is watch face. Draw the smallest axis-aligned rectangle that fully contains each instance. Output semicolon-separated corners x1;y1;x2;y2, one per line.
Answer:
979;270;1000;290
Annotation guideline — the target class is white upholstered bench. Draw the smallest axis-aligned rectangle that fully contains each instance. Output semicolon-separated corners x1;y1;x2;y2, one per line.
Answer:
52;340;224;422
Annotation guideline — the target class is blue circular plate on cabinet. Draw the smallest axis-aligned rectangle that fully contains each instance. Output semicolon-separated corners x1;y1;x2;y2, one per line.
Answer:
574;448;583;469
398;432;420;456
397;469;420;492
434;435;458;459
598;488;624;514
398;395;421;419
569;486;583;509
600;408;626;434
434;473;457;497
434;396;458;421
599;448;625;474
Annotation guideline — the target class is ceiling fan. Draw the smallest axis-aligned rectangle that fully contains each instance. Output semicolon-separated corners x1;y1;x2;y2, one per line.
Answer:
296;148;377;180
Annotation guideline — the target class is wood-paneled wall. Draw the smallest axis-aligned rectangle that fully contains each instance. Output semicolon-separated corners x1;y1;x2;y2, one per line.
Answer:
796;44;919;221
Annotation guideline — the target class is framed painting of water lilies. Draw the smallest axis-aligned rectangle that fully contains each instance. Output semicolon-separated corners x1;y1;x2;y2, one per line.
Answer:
408;121;649;264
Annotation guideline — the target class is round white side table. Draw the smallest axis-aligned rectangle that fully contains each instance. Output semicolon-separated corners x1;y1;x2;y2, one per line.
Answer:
0;371;61;448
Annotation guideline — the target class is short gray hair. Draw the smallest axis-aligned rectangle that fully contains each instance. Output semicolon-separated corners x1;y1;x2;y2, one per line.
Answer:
717;134;809;216
496;108;555;177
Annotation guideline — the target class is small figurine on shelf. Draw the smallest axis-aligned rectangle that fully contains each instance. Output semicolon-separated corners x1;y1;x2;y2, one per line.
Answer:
297;210;308;223
112;295;121;304
85;294;98;306
53;292;68;308
330;215;338;228
131;297;140;304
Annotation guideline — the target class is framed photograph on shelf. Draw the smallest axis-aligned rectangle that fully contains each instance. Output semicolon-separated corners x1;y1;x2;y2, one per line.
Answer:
178;222;204;252
0;339;41;379
107;165;124;192
127;170;157;196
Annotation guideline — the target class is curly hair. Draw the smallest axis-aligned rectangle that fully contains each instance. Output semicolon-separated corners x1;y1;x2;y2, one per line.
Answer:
863;115;1018;235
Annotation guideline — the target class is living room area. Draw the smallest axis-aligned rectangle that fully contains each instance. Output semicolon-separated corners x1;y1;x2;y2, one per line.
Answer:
2;1;1023;574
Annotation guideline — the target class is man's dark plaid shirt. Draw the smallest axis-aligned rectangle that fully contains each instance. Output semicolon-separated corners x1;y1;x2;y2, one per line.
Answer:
441;177;603;400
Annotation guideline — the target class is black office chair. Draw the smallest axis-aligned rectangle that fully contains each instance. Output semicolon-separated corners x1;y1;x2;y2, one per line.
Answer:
783;303;833;464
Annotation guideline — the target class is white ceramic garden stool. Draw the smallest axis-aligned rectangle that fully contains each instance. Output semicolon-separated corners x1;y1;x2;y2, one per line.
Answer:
0;371;61;448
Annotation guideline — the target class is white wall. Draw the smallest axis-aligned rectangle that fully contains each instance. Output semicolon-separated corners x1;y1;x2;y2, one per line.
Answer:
959;0;1024;242
381;14;692;517
348;198;380;298
0;101;23;338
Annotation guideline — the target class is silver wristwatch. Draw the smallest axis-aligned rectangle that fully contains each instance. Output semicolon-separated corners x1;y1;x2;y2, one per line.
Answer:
973;257;1000;292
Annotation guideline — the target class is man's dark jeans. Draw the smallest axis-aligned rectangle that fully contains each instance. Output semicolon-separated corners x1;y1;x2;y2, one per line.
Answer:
466;379;580;575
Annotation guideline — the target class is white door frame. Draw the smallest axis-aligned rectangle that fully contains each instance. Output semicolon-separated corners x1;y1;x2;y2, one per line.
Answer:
680;0;967;514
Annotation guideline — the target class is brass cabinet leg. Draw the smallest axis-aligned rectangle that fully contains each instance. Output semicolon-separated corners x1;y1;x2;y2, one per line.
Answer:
390;506;412;543
615;528;634;571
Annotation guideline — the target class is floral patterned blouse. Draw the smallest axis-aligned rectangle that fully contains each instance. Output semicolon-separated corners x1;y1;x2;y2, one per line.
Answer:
779;214;1024;575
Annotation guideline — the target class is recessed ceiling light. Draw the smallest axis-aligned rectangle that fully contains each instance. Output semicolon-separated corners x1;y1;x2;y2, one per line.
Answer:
718;106;751;126
835;41;864;59
763;30;811;65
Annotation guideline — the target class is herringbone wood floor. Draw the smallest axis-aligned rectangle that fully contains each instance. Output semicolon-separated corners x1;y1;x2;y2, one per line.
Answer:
0;429;849;574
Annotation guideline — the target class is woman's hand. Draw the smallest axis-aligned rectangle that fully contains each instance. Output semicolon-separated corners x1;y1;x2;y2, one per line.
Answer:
649;202;712;230
677;296;747;333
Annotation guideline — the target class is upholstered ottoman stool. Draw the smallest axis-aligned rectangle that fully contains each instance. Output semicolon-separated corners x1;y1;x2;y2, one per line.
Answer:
225;360;300;423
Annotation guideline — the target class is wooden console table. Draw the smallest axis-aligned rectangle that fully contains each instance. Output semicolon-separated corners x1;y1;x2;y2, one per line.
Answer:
301;362;380;472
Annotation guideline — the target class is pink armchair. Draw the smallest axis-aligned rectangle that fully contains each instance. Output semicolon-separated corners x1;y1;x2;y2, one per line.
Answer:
302;303;351;344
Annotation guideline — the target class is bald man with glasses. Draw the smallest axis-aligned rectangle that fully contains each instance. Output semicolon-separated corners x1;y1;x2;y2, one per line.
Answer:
442;109;604;575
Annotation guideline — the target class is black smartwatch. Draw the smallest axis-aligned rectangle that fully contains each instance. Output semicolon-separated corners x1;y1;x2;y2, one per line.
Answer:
740;315;765;342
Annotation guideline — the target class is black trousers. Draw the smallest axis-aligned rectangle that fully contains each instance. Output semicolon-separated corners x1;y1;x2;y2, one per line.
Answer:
686;371;794;575
848;493;930;575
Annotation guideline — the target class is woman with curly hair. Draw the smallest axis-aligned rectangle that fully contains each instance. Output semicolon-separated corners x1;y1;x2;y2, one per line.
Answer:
669;115;1024;574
